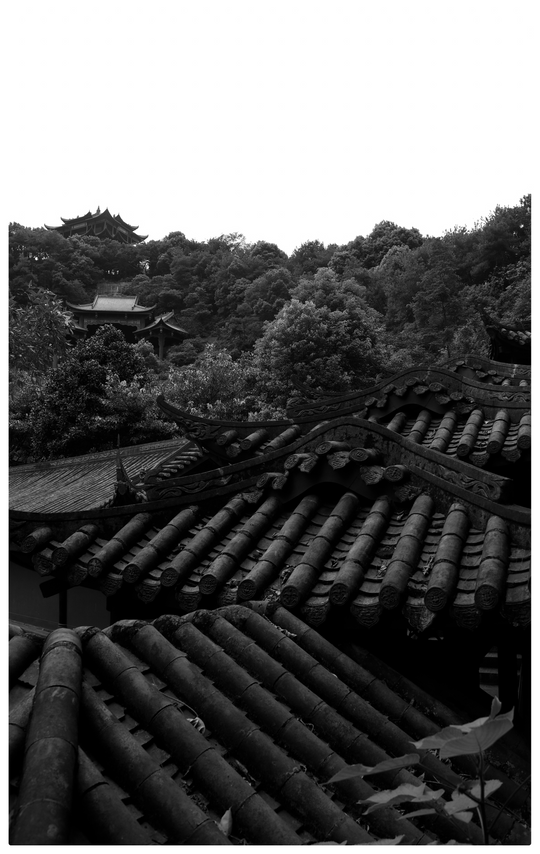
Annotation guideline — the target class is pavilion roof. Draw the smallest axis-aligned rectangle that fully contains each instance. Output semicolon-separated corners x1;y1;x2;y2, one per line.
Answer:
9;608;530;844
66;295;156;313
133;312;188;335
45;208;148;243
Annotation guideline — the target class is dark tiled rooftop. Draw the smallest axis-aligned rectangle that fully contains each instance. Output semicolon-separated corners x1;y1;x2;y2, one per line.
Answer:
12;433;530;631
153;361;531;482
9;350;531;741
9;607;530;845
9;438;203;513
443;354;531;384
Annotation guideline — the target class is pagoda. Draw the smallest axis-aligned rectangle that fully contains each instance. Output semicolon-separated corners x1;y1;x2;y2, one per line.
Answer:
45;207;147;244
67;294;187;357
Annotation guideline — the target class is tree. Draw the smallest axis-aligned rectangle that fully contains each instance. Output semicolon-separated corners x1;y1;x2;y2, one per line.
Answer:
291;267;369;312
9;284;75;376
469;195;531;283
253;298;390;404
248;240;288;269
162;344;284;420
224;267;294;350
288;240;334;275
20;326;176;460
349;221;424;269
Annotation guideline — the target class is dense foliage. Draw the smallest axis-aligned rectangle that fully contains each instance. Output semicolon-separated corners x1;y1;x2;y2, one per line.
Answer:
9;196;530;461
10;327;177;461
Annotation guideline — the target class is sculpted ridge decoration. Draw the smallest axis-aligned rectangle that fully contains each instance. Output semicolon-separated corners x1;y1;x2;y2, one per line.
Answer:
157;395;293;441
443;353;531;380
286;365;530;422
431;466;501;501
151;474;233;500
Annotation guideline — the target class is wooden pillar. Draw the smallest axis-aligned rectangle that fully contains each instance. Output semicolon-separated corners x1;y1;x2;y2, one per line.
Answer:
158;331;165;360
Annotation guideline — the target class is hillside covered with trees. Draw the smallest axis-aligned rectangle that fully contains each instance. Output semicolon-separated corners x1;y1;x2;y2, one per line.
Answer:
9;195;530;463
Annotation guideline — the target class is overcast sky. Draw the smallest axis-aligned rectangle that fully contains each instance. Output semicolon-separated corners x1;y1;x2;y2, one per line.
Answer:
3;0;534;255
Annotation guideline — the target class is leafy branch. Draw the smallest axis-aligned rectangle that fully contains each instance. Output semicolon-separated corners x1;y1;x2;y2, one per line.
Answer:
327;697;524;845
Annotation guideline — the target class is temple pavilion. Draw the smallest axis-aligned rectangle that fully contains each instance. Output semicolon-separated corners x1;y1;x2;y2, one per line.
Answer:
45;208;147;244
67;294;187;359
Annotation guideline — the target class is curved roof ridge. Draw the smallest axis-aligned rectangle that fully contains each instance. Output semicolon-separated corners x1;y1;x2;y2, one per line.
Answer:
157;394;294;435
44;209;147;243
10;416;531;534
67;296;156;313
134;313;188;335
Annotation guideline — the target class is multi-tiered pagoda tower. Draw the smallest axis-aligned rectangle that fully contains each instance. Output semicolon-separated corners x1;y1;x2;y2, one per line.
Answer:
45;207;147;244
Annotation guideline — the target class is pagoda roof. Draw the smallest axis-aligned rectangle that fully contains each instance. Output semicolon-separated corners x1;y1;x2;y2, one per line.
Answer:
133;312;188;336
66;295;156;313
8;610;530;844
60;208;139;231
45;208;148;243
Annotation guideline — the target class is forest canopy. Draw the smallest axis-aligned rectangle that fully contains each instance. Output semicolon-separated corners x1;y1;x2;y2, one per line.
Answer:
9;195;531;462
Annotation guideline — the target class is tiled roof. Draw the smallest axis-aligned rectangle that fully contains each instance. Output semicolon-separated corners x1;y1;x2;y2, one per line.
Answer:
9;354;530;632
443;354;531;384
286;365;530;425
9;607;530;845
9;438;205;513
66;295;154;312
134;312;188;335
480;315;531;364
158;360;531;472
11;427;530;631
45;209;148;242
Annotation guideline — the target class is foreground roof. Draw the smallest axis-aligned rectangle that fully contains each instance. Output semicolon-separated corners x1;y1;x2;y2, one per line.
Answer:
9;605;530;844
9;355;530;635
10;413;530;632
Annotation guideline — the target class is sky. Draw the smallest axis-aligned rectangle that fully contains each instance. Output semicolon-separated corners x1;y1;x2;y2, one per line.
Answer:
3;0;535;256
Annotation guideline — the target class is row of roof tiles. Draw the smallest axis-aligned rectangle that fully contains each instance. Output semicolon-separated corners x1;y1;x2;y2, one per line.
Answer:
14;462;530;632
9;605;530;845
285;364;530;423
154;363;531;486
10;356;531;518
188;406;531;473
445;356;530;383
9;437;205;514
